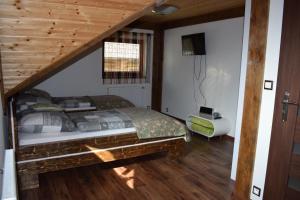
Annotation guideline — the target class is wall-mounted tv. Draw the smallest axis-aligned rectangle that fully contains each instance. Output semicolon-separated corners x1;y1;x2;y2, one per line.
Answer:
182;33;206;56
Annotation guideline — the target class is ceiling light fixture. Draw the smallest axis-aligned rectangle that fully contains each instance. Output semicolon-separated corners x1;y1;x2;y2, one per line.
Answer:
152;5;178;15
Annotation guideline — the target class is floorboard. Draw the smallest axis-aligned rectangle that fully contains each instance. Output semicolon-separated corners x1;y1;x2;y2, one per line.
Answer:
20;134;234;200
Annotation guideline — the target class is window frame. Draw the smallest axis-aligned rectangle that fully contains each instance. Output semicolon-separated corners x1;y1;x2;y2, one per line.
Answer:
102;40;144;79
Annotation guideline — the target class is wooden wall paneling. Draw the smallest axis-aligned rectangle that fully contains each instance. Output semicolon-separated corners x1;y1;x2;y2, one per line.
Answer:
151;28;164;111
0;0;158;98
234;0;270;199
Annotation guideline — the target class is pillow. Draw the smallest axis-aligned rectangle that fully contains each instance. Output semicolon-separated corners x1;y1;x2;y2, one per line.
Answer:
22;89;51;99
16;94;52;114
18;112;75;133
16;89;52;113
17;94;51;104
30;103;63;112
16;103;63;120
89;95;135;110
52;96;95;111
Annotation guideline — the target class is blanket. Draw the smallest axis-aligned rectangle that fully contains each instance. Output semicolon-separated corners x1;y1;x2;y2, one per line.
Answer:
68;110;134;132
118;107;187;139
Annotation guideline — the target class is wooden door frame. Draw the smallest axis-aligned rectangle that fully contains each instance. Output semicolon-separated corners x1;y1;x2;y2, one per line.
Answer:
151;28;164;112
234;0;270;199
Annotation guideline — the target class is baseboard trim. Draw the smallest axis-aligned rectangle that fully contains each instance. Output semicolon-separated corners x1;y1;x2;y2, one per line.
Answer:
223;135;234;142
161;112;185;124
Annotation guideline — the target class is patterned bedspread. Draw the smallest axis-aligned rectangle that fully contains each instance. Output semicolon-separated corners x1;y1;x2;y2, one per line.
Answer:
67;110;134;132
118;107;188;139
68;107;187;139
89;95;134;110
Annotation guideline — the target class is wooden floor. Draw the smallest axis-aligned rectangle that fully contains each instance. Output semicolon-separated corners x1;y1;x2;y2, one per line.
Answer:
20;135;234;200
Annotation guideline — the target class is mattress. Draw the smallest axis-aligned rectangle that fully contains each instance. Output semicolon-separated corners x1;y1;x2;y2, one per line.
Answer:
18;127;136;146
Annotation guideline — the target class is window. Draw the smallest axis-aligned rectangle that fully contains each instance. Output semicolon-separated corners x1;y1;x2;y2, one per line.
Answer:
104;42;141;73
103;31;152;84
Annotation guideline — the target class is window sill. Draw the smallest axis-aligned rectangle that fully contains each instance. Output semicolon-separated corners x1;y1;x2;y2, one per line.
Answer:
102;82;151;87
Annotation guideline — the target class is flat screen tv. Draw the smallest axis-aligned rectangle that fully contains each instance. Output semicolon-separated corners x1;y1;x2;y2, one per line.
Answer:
182;33;206;56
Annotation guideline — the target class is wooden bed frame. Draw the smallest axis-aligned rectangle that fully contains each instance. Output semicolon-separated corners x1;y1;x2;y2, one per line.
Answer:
9;99;187;190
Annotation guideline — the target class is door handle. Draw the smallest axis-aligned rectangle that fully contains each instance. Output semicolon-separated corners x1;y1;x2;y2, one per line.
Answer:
282;91;299;122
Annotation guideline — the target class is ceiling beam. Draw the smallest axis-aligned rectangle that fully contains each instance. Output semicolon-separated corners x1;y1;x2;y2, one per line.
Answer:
162;6;245;30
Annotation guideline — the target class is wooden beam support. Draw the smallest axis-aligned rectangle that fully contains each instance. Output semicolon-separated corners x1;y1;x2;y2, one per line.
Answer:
234;0;270;199
162;6;245;30
0;51;6;113
151;28;164;111
128;21;160;30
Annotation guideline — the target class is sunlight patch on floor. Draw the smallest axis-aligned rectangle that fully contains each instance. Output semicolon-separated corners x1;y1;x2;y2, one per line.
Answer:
113;166;135;189
86;145;135;189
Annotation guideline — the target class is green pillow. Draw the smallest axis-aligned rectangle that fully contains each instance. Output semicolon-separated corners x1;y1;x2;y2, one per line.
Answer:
30;103;63;112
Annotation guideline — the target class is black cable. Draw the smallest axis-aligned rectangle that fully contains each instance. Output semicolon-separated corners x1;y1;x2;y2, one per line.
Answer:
194;56;201;80
193;55;197;104
198;55;207;106
193;55;207;108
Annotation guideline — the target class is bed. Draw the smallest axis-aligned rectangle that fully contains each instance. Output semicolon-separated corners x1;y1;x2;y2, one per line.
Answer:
9;89;189;190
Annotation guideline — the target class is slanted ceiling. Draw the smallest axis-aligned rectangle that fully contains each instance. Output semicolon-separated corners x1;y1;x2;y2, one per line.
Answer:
0;0;158;98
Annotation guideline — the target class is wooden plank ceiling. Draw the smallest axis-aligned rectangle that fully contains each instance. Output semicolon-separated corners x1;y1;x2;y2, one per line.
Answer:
0;0;158;97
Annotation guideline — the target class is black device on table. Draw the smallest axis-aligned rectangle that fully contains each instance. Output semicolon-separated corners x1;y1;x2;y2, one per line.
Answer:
199;106;222;120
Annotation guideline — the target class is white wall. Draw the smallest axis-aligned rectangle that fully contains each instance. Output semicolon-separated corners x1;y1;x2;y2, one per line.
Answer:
36;42;153;108
161;18;244;137
231;0;251;180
